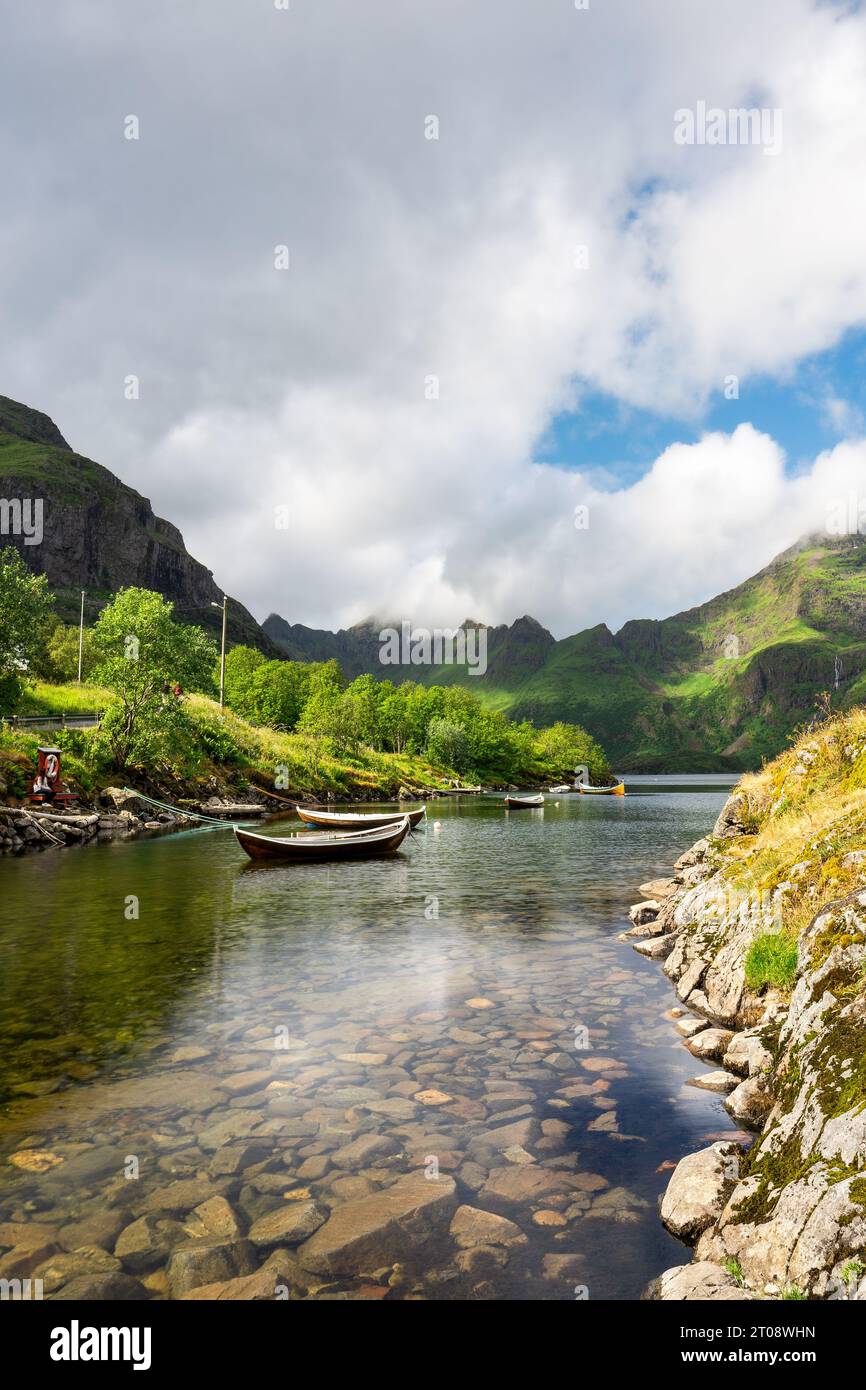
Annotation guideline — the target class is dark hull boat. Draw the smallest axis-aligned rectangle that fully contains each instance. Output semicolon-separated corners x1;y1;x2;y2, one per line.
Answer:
235;816;412;862
296;805;426;830
504;794;545;808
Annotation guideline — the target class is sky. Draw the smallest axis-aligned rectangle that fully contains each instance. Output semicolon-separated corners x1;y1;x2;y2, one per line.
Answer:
2;0;866;638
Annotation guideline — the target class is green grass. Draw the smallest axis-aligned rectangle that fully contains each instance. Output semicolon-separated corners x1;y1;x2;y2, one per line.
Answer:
0;687;468;804
15;681;108;717
0;433;119;502
744;933;799;992
723;1258;745;1288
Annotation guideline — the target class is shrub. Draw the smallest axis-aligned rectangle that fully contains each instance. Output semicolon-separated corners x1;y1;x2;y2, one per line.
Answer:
745;933;798;992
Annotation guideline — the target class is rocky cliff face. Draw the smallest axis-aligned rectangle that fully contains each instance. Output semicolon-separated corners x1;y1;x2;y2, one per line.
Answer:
0;396;275;653
635;713;866;1301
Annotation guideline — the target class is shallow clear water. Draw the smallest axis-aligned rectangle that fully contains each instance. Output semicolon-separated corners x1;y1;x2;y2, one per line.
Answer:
0;776;738;1300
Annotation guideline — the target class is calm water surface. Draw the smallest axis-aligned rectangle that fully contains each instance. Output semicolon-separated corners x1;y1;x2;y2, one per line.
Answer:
0;776;737;1300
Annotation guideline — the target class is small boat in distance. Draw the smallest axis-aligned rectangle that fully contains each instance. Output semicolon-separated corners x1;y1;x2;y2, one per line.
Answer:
578;782;625;796
235;816;412;863
549;784;573;794
296;805;426;830
504;793;545;808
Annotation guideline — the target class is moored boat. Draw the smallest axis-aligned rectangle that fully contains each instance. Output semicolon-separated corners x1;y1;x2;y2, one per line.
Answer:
296;805;426;830
504;793;545;808
235;816;412;862
578;782;625;796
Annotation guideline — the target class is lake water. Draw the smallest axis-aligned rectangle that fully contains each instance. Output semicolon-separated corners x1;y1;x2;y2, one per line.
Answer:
0;776;738;1300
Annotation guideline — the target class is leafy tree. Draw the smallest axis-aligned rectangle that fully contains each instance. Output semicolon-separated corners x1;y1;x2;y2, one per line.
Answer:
32;617;95;684
296;660;344;738
0;546;53;709
249;660;313;731
426;717;470;772
91;588;217;767
534;721;609;780
223;645;266;719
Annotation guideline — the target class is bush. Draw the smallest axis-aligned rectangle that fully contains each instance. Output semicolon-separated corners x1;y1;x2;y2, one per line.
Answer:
745;933;798;991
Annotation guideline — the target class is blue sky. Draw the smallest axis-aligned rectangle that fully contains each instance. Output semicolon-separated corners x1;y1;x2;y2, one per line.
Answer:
535;329;866;488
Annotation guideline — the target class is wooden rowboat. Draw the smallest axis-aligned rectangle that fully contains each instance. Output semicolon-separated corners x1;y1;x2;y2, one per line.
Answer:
578;782;625;796
235;816;412;863
296;805;426;830
504;793;545;808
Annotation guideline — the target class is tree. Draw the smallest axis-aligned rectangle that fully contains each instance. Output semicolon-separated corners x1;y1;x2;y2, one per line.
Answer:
249;660;312;731
426;717;471;772
296;660;344;739
534;721;609;781
223;645;267;719
91;588;217;767
0;546;53;709
32;618;95;684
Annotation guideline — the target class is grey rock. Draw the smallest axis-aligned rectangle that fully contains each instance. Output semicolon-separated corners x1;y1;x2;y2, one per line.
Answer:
646;1261;759;1301
724;1075;773;1129
660;1143;740;1243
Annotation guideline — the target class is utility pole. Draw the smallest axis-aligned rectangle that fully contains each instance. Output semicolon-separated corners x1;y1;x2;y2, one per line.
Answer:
212;596;228;710
77;590;85;683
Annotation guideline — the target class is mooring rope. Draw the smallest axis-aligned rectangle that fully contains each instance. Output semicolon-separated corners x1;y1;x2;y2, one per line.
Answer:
121;788;257;828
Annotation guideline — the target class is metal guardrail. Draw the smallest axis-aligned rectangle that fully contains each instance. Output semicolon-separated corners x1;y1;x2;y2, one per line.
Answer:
0;712;103;730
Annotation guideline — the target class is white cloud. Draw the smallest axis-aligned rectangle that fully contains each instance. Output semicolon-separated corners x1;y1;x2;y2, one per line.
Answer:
1;0;866;636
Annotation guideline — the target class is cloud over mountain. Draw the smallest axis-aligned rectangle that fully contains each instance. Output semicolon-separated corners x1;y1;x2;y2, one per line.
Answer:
1;0;865;634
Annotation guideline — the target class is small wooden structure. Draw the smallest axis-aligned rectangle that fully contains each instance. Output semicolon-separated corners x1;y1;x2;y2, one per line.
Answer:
28;746;77;807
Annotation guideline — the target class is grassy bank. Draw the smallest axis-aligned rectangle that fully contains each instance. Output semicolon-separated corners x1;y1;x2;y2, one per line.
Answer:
643;704;866;1300
0;682;607;805
710;706;866;988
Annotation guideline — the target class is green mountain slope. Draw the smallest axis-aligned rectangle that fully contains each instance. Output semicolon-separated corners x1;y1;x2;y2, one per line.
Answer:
267;536;866;771
502;537;866;770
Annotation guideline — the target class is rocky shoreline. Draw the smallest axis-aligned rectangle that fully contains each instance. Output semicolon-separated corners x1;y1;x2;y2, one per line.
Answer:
0;782;444;856
0;792;219;855
627;792;866;1302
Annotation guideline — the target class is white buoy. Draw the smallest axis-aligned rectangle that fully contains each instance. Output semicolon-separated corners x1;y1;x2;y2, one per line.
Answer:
433;821;442;832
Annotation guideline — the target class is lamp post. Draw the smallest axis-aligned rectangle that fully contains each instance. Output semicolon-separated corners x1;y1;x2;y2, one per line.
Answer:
211;596;228;711
77;590;86;684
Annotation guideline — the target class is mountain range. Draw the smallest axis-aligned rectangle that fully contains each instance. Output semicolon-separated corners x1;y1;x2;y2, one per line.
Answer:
3;393;865;771
263;536;866;771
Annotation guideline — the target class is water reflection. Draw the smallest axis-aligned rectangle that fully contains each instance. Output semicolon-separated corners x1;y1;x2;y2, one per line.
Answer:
0;779;736;1300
